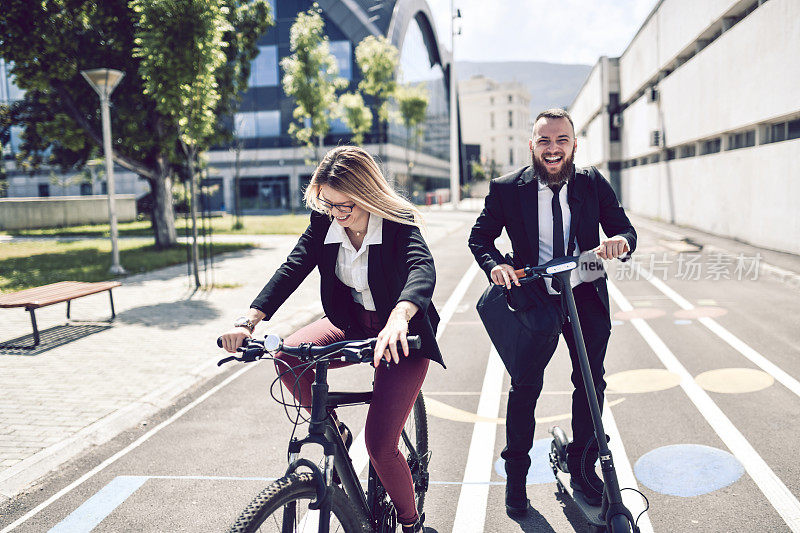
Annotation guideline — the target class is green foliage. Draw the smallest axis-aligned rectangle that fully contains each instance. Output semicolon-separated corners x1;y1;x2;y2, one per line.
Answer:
338;92;372;145
0;239;253;292
0;0;272;245
355;36;399;123
470;160;487;181
396;83;429;141
132;0;230;152
280;4;346;152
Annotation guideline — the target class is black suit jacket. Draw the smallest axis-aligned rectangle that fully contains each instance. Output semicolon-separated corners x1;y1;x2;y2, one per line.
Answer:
468;165;637;312
251;211;443;367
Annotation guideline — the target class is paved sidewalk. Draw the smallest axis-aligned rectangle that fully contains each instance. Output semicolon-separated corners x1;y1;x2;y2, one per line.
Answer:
0;235;325;503
0;213;470;504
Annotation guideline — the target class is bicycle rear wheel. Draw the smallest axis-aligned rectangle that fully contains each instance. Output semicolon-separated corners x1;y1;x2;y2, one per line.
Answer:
398;391;429;518
228;472;368;533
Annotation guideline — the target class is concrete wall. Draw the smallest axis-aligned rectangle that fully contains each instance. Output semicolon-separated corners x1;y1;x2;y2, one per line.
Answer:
622;138;800;254
658;0;800;145
0;196;137;230
619;0;738;102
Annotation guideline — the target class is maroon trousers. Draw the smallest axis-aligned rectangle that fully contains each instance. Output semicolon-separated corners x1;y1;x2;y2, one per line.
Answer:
275;310;428;524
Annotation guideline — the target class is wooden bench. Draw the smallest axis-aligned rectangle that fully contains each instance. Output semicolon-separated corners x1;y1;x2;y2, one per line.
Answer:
0;281;121;347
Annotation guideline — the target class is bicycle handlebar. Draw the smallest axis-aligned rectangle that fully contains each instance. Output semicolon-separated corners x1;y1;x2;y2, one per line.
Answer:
215;334;422;368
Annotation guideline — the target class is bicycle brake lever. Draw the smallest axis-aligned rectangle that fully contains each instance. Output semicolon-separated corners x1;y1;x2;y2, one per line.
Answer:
217;355;236;366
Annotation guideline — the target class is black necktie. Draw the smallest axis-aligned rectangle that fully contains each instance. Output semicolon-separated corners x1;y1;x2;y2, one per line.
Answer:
550;184;565;258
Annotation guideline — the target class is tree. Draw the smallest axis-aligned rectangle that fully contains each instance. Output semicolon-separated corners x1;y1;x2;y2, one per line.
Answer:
0;0;272;248
355;35;399;164
280;4;346;161
395;83;428;185
338;92;372;145
133;0;232;286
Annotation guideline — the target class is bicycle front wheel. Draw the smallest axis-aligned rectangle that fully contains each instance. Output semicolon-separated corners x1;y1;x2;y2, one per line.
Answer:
399;391;429;518
228;472;368;533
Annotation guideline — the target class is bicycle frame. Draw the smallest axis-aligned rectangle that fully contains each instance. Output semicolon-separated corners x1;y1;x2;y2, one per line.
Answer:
283;357;419;533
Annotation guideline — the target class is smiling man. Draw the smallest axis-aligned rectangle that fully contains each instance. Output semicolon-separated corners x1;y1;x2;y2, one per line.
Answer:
468;108;637;517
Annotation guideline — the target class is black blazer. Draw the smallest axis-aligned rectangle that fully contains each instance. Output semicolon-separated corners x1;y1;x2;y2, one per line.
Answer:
251;211;444;367
468;165;637;312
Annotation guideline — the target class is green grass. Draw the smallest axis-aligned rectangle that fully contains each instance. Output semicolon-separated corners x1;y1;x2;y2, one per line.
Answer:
0;239;254;293
3;213;311;238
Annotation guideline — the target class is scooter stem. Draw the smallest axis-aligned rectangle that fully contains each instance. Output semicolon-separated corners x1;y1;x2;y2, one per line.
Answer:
556;272;629;515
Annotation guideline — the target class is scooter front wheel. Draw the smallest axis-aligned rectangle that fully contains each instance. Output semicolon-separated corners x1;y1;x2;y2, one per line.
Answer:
608;512;633;533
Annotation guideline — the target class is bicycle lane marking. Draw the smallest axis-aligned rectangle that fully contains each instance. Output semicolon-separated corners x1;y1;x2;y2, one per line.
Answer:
0;364;255;533
607;280;800;532
635;265;800;399
451;346;505;533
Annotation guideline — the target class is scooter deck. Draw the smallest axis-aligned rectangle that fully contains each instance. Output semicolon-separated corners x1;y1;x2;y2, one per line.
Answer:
553;468;605;527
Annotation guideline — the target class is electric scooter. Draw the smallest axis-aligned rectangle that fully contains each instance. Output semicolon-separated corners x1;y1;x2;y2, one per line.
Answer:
514;255;639;533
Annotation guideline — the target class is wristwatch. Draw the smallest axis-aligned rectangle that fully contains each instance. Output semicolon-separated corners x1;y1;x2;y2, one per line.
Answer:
233;316;256;333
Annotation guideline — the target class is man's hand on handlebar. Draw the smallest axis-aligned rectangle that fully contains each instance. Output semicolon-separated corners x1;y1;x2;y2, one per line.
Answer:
219;327;253;353
593;235;630;260
491;263;521;289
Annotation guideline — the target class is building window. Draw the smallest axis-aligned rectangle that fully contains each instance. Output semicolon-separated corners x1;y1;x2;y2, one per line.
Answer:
771;122;786;143
80;183;92;196
509;147;514;166
329;117;351;134
679;144;696;158
666;148;676;160
490;96;494;105
329;41;352;80
508;95;512;103
700;138;721;155
247;45;278;87
788;119;800;140
235;110;281;138
508;110;513;128
38;183;49;197
490;112;495;129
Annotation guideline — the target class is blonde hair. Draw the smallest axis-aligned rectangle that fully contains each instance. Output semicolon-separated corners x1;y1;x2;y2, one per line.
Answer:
304;146;425;229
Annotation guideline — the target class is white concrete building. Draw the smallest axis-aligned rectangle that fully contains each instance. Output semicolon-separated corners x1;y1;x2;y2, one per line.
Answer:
459;75;531;175
569;0;800;255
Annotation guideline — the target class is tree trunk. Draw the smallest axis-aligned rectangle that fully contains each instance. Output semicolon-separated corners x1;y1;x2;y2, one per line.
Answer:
188;154;201;288
150;168;178;249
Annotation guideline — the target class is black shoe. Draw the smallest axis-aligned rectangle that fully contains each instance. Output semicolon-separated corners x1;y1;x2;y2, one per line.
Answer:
505;478;529;518
399;512;425;532
566;443;604;506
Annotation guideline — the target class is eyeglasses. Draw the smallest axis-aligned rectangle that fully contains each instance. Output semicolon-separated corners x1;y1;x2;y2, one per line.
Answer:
317;195;356;214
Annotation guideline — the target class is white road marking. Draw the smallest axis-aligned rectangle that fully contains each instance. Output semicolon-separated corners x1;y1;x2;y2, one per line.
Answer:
452;347;505;533
608;280;800;532
1;365;255;533
602;407;655;533
637;265;800;399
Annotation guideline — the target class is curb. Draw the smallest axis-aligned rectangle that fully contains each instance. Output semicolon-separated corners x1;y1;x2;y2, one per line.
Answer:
0;302;323;502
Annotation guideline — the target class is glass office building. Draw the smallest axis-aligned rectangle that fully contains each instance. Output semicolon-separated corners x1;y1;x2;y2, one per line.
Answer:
207;0;454;213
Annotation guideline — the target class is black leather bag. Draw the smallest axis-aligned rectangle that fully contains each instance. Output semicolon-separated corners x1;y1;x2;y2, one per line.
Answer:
476;278;565;381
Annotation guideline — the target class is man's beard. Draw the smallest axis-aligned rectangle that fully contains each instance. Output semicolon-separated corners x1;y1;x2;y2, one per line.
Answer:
532;151;575;186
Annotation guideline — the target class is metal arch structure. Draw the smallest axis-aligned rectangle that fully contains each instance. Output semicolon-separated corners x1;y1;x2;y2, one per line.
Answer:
387;0;451;77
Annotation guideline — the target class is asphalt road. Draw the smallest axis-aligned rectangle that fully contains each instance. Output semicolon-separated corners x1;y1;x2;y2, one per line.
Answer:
2;210;800;532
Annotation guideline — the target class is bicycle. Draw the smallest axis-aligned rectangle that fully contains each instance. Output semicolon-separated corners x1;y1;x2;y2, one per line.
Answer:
216;333;430;533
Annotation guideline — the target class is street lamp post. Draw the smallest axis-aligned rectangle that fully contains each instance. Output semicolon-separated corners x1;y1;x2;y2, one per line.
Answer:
81;68;126;275
450;2;462;209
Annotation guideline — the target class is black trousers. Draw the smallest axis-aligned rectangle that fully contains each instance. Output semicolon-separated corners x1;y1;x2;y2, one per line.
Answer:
501;282;611;479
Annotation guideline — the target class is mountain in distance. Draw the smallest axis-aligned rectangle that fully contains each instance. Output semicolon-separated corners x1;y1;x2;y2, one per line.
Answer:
457;60;592;115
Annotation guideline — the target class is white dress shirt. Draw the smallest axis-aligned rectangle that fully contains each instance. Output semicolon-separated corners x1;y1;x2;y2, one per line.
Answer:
324;213;383;311
536;177;582;294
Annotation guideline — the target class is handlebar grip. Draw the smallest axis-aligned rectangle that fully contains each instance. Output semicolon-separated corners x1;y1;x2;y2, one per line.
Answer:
217;337;223;348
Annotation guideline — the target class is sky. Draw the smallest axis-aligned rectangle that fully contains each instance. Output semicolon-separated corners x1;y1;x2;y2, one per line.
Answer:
425;0;660;65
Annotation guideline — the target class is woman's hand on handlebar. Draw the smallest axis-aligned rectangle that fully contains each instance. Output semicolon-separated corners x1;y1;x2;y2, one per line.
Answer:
374;304;416;367
219;327;252;353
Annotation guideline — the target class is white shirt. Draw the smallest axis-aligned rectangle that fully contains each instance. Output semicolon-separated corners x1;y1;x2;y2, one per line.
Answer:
536;177;582;294
324;213;383;311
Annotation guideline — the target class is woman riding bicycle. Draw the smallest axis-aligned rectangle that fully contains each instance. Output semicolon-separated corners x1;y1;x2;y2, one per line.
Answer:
219;145;443;533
